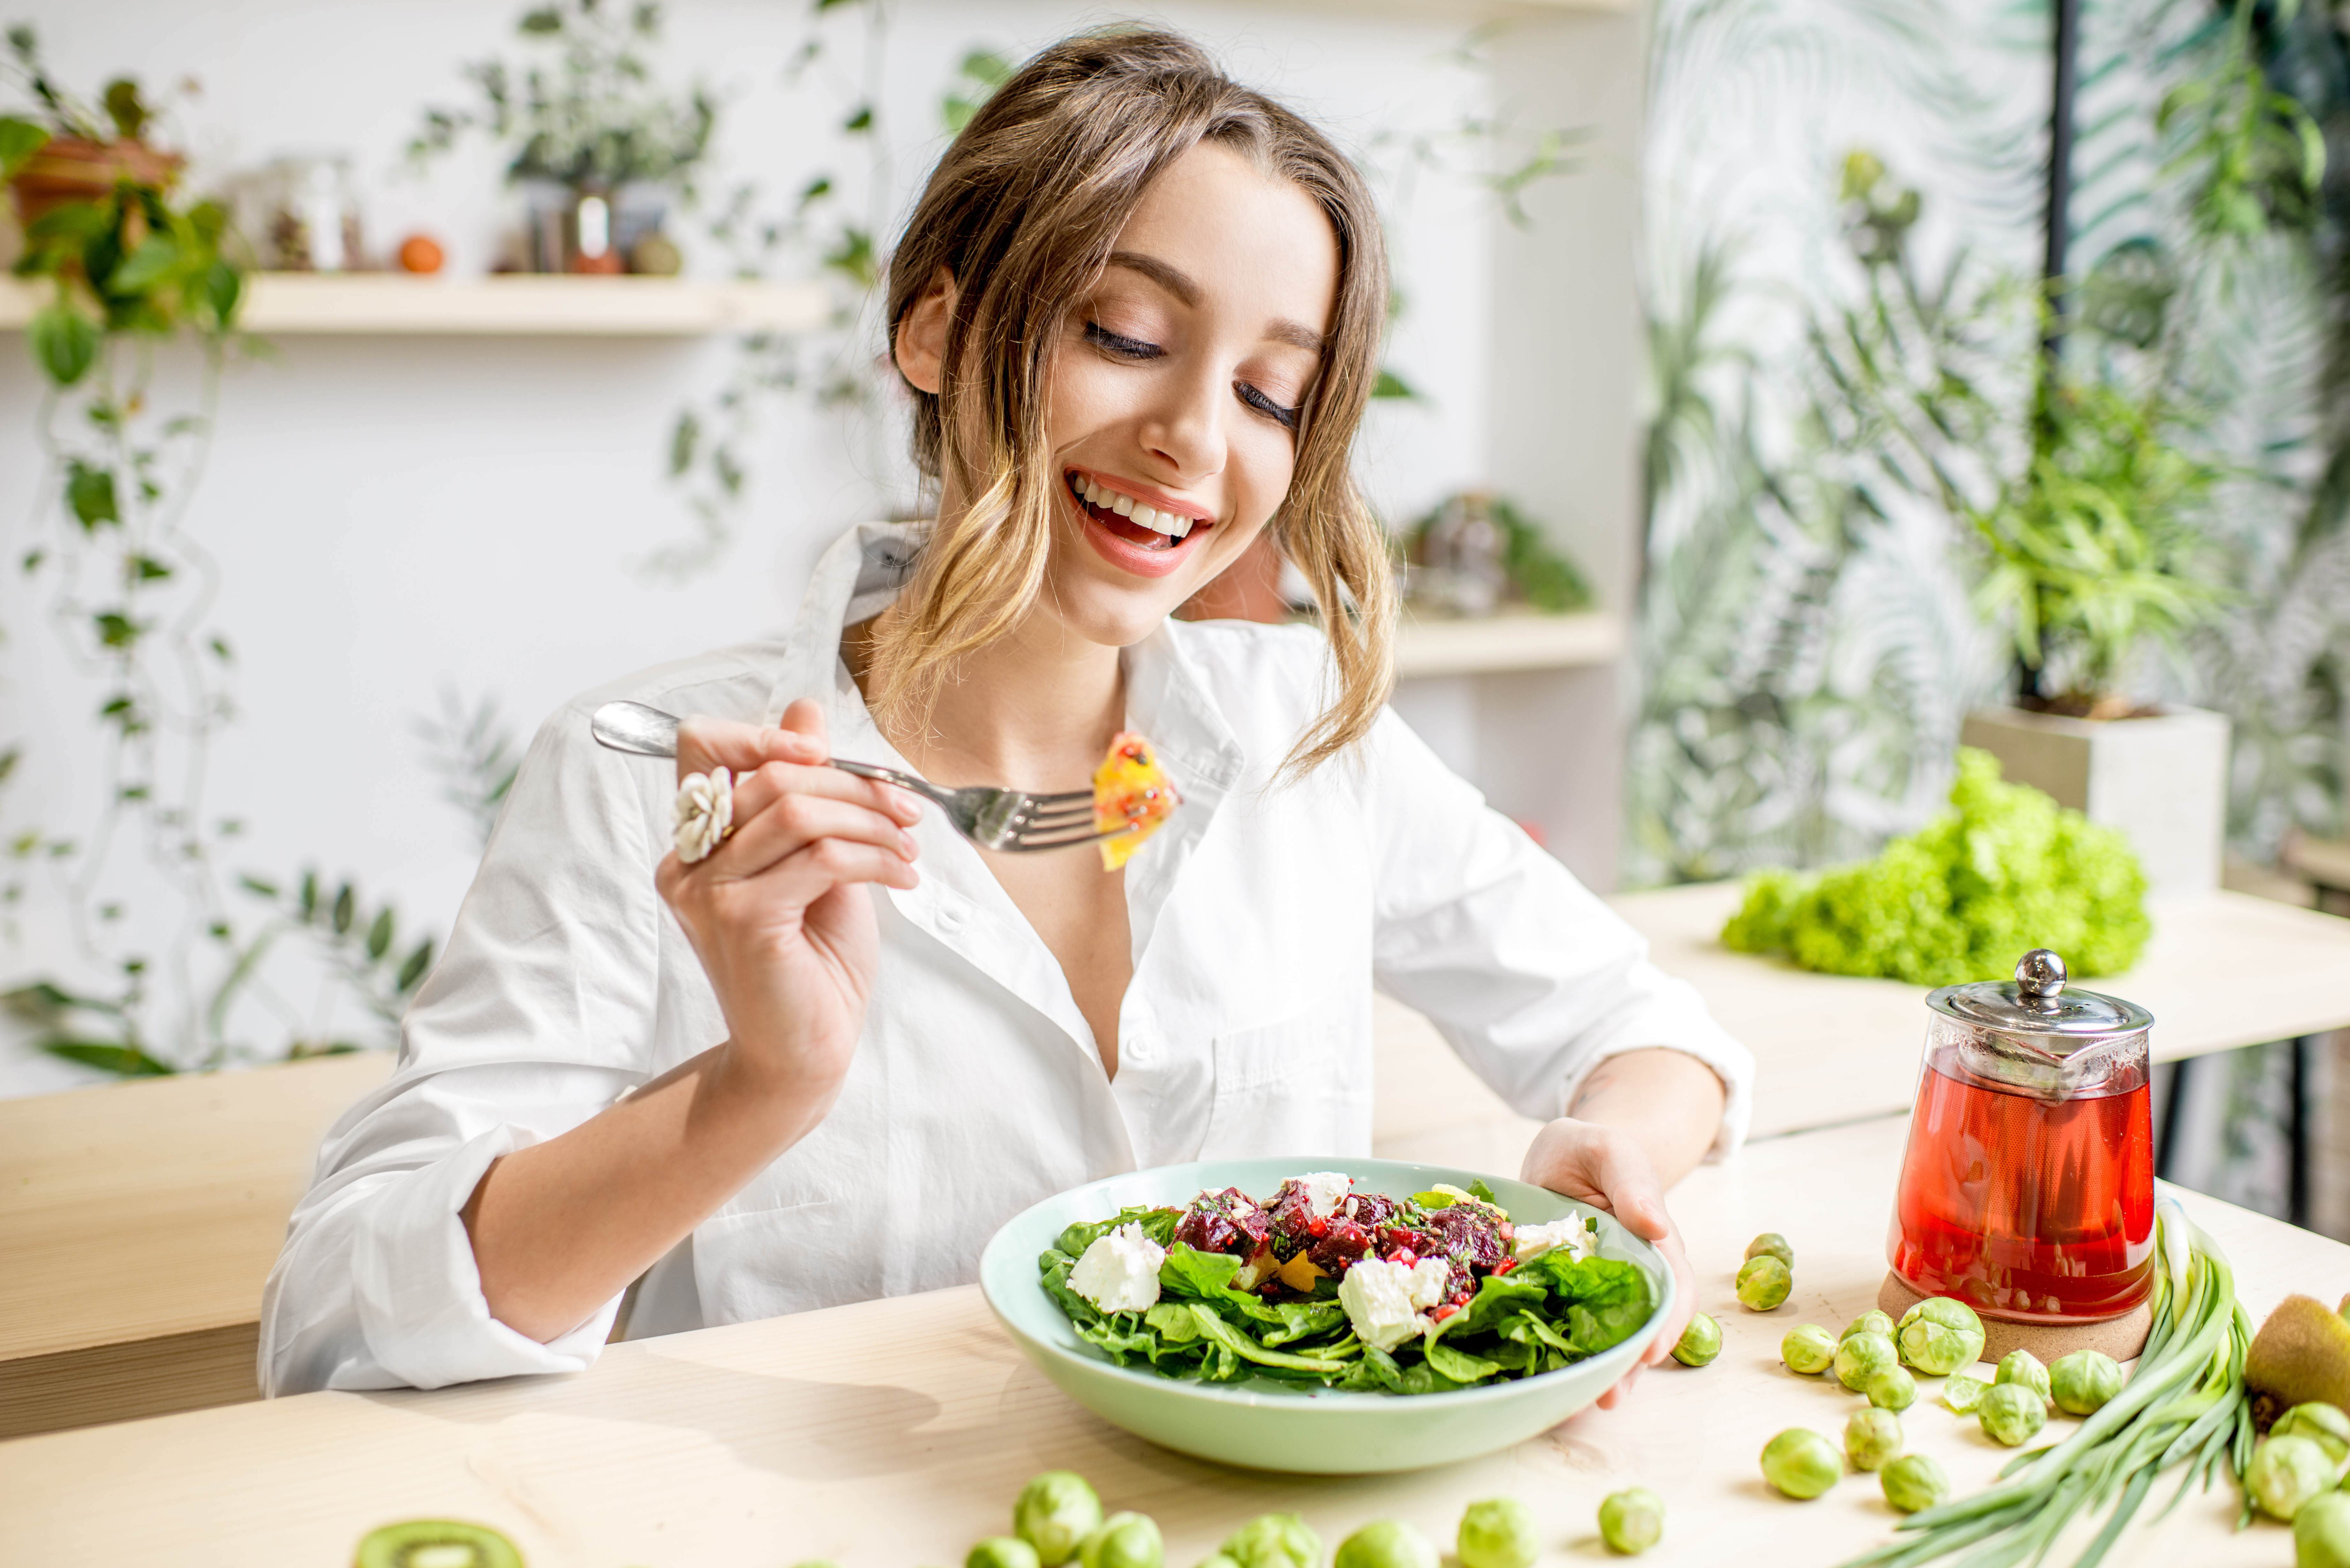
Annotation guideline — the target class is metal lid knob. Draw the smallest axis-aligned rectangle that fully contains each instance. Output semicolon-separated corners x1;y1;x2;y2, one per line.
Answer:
2016;949;2068;1008
1927;947;2153;1048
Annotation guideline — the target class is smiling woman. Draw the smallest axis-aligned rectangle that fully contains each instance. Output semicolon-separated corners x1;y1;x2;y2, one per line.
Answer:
257;28;1753;1412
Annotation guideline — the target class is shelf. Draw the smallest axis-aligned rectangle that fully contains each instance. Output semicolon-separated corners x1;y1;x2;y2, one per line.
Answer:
1392;609;1623;679
0;273;829;337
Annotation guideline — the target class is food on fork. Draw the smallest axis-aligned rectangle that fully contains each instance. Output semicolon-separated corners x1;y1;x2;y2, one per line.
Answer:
1092;731;1181;871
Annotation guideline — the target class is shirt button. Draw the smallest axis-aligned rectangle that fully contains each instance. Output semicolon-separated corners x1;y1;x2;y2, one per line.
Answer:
1125;1032;1148;1061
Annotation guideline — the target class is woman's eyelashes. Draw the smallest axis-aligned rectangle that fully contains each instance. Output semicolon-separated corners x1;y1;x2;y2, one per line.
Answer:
1082;321;1302;431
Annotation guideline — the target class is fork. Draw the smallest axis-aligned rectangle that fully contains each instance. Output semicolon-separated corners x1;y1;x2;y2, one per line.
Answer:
589;700;1141;853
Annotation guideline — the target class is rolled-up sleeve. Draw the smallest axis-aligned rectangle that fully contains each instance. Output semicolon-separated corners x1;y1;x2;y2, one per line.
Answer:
1363;709;1755;1159
259;700;674;1395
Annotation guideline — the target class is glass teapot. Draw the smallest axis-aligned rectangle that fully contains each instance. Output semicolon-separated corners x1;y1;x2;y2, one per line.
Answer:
1886;949;2157;1323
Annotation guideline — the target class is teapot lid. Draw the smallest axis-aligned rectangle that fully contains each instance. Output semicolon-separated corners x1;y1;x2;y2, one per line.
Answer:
1926;949;2153;1051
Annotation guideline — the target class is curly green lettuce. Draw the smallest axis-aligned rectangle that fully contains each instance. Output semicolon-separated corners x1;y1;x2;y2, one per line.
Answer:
1720;748;2148;983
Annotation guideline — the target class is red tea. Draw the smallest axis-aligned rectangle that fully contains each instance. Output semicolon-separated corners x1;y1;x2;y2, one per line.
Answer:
1888;1063;2155;1321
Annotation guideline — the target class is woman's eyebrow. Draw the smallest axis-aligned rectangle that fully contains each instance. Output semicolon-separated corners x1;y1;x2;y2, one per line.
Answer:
1107;249;1325;355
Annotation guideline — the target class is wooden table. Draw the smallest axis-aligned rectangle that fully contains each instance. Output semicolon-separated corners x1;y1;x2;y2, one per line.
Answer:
5;1112;2342;1567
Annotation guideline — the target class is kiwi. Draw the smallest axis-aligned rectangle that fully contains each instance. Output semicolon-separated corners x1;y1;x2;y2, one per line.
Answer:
2246;1295;2350;1413
353;1520;524;1568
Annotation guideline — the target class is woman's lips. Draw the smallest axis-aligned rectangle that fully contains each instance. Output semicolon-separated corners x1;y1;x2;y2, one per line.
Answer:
1067;479;1209;580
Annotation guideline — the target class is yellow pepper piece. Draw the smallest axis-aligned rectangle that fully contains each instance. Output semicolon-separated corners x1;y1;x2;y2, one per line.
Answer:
1091;730;1181;871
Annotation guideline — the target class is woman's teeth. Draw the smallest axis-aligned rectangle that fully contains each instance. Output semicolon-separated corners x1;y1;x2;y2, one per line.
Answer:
1068;472;1194;541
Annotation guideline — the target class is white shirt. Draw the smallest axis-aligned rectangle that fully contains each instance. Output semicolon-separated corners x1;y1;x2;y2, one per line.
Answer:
258;522;1754;1396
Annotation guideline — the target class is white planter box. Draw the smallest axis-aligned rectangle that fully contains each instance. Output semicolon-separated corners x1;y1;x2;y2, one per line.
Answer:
1958;705;2231;895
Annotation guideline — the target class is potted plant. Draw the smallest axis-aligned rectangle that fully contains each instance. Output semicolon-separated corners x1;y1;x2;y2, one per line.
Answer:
408;0;715;275
1959;378;2232;894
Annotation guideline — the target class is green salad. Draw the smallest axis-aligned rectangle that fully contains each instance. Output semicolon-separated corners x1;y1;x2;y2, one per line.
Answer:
1037;1172;1657;1394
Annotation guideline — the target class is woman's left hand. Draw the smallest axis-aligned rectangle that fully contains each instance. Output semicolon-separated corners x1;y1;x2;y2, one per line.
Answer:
1520;1116;1697;1410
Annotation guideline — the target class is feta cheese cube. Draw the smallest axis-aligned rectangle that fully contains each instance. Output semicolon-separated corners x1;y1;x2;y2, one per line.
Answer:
1512;1217;1599;1263
1296;1171;1353;1221
1069;1223;1167;1313
1338;1256;1455;1351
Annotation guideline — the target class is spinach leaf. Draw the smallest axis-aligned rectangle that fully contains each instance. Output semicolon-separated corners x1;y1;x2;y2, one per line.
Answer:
1423;1337;1503;1383
1145;1301;1204;1343
1053;1203;1178;1260
1183;1304;1357;1373
1157;1242;1243;1299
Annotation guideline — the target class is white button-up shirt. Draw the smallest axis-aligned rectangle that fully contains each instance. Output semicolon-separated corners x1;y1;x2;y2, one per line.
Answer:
259;522;1754;1396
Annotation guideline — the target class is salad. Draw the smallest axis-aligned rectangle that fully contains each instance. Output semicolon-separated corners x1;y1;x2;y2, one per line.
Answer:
1038;1172;1657;1394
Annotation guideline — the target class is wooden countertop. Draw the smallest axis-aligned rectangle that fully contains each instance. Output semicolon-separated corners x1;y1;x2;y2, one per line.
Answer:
5;1113;2340;1567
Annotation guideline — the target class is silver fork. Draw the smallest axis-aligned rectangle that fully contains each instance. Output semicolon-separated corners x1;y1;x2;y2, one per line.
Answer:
589;700;1143;854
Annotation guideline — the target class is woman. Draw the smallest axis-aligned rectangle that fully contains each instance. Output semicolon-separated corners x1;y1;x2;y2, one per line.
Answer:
260;29;1751;1404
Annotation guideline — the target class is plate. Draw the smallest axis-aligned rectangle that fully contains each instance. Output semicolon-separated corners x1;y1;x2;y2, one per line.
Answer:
976;1156;1674;1474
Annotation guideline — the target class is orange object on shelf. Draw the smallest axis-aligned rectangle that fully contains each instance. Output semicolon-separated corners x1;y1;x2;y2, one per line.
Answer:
1091;731;1180;871
395;234;445;275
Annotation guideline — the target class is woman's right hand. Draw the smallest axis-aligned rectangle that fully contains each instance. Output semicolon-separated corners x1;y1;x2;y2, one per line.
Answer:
654;697;922;1114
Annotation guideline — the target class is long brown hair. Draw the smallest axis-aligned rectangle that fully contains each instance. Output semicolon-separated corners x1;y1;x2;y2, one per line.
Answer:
866;27;1395;781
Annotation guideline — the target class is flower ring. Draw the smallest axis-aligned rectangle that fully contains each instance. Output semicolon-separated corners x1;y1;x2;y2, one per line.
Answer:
673;766;734;864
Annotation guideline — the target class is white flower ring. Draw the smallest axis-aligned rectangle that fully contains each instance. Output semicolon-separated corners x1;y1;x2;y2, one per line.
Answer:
672;766;735;864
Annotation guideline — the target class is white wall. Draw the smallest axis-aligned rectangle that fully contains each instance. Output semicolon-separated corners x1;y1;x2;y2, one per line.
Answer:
0;0;1509;1093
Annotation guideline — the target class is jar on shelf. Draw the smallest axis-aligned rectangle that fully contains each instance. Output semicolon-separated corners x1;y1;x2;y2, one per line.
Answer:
253;155;364;272
523;182;672;275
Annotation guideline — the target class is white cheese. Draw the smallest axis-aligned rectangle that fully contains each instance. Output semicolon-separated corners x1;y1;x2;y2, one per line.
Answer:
1512;1217;1599;1263
1337;1256;1455;1351
1068;1223;1167;1313
1295;1171;1353;1221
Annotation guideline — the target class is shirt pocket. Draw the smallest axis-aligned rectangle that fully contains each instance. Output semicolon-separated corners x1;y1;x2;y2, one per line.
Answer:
1197;1012;1371;1161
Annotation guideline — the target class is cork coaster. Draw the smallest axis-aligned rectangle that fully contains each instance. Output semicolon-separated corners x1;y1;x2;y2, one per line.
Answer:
1879;1272;2153;1364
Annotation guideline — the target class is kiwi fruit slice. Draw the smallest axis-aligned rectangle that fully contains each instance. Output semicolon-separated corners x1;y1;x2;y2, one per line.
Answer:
2246;1294;2350;1412
353;1520;524;1568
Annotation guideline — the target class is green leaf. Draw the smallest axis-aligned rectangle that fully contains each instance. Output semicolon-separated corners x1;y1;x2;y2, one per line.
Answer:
1467;1177;1501;1205
365;907;395;961
668;411;699;476
0;115;47;180
108;234;182;296
518;7;564;33
44;1039;175;1076
1372;367;1419;400
101;78;148;141
238;873;280;900
29;303;98;386
330;882;355;935
395;939;435;992
66;460;119;529
203;260;241;328
130;554;171;580
93;611;139;648
1422;1337;1503;1383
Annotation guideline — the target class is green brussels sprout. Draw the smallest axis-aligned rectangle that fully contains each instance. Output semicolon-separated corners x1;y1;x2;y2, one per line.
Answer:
1193;1557;1242;1568
1880;1454;1951;1515
1994;1350;2052;1407
2253;1436;2338;1522
1977;1383;2048;1447
1080;1515;1164;1568
1597;1489;1663;1556
1671;1312;1723;1367
1745;1233;1794;1269
1737;1255;1791;1312
1760;1429;1841;1499
1223;1514;1322;1568
1835;1331;1899;1392
1333;1521;1438;1568
2048;1351;2123;1417
1844;1407;1903;1472
1941;1375;1989;1414
973;1541;1044;1568
2297;1492;2350;1568
1782;1324;1838;1376
1456;1498;1537;1568
2276;1404;2350;1469
1895;1298;1986;1376
1866;1367;1918;1413
1841;1310;1896;1343
1016;1472;1106;1567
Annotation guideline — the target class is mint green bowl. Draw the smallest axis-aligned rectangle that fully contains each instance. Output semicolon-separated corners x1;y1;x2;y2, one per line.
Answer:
977;1157;1673;1474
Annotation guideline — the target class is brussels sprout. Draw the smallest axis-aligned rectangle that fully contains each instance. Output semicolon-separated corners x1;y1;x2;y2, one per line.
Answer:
1224;1515;1323;1568
2049;1351;2123;1417
1841;1311;1896;1343
1672;1312;1723;1368
1080;1515;1164;1568
2254;1436;2339;1522
1193;1557;1242;1568
1456;1499;1536;1568
1835;1331;1899;1392
1333;1522;1437;1568
1844;1407;1903;1472
2276;1404;2350;1470
2297;1492;2350;1568
1745;1233;1794;1269
1016;1472;1106;1567
1896;1298;1986;1376
1880;1454;1951;1515
973;1541;1044;1568
1866;1367;1918;1413
1977;1383;2048;1447
1760;1429;1841;1499
1597;1489;1663;1556
1783;1324;1838;1376
1941;1375;1989;1414
1994;1350;2052;1407
1737;1255;1792;1312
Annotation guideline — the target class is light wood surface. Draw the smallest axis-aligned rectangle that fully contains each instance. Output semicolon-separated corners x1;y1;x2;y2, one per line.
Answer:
0;1050;394;1435
0;274;827;336
4;1113;2338;1567
1392;611;1625;679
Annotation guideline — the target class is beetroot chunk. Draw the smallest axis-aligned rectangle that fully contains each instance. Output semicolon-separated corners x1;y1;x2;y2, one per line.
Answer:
1174;1187;1271;1256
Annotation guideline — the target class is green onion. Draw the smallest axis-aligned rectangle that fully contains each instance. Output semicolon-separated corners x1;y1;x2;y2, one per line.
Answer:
1836;1200;2247;1568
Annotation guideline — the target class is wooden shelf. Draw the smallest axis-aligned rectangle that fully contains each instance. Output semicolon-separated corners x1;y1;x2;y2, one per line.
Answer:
0;273;828;337
1392;609;1623;678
